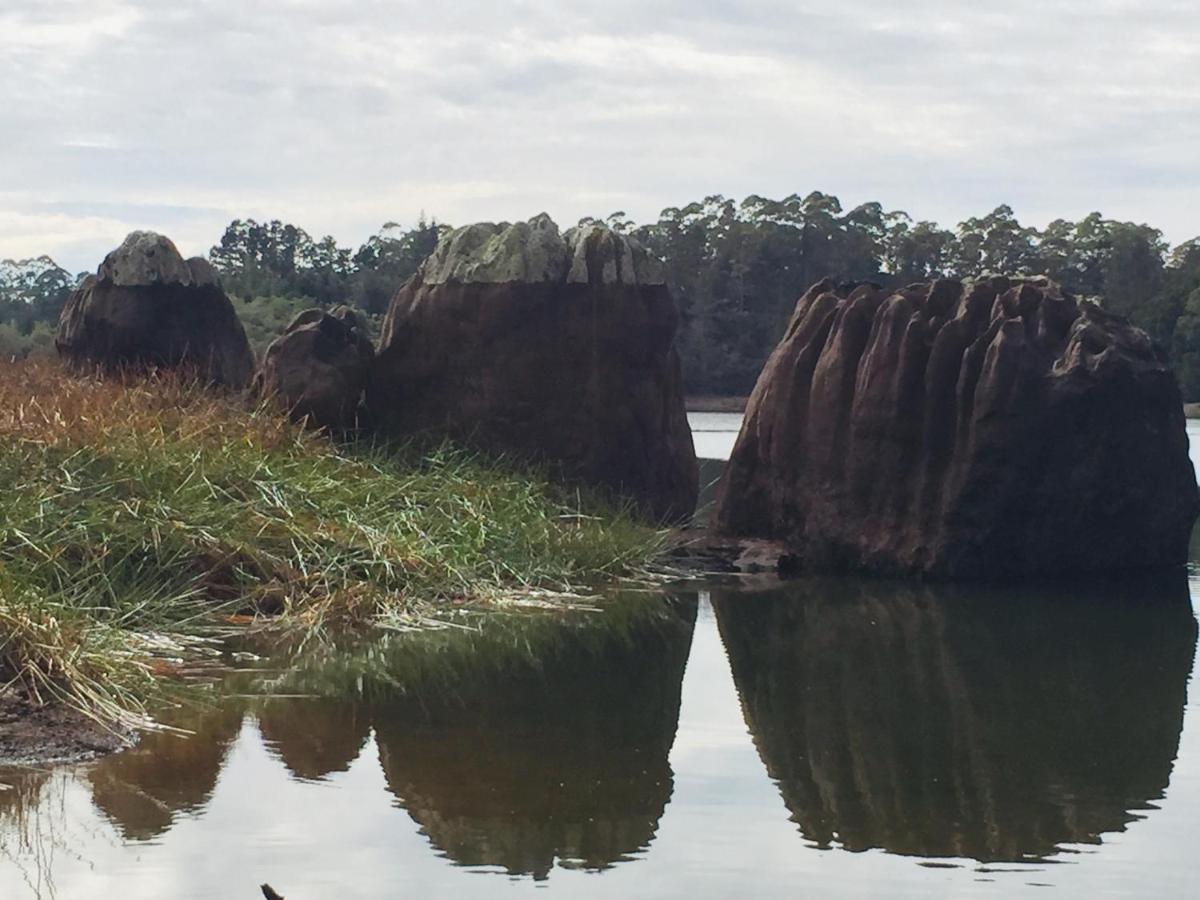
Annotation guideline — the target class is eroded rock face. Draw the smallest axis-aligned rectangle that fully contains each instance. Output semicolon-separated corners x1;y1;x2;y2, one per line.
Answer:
255;305;374;430
368;215;696;521
56;231;254;388
715;276;1199;578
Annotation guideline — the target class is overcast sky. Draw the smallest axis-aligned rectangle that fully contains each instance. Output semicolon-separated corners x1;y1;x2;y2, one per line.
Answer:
3;0;1199;272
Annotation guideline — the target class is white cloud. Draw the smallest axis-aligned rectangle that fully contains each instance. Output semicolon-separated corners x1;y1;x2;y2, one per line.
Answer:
2;0;1199;271
0;207;131;271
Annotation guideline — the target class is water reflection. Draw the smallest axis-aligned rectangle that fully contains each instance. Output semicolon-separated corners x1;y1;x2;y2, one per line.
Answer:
376;596;696;878
2;575;1197;895
87;705;245;841
3;594;698;884
258;699;372;782
712;573;1198;862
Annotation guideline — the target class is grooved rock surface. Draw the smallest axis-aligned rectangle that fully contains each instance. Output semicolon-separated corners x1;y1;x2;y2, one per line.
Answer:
255;305;374;430
715;276;1199;578
368;215;696;521
55;231;254;388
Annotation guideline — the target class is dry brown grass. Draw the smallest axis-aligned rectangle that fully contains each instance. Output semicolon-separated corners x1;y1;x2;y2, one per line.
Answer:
0;359;302;452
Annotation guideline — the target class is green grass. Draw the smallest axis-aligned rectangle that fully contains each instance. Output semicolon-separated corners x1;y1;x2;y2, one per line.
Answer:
0;360;665;730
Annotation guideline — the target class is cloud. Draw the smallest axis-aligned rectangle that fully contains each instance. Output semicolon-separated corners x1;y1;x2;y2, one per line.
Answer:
2;0;1199;270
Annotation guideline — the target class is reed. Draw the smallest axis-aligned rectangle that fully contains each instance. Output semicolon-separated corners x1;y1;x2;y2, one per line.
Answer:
0;359;664;727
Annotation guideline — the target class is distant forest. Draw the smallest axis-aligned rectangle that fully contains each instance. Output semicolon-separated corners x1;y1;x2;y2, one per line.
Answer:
4;192;1200;399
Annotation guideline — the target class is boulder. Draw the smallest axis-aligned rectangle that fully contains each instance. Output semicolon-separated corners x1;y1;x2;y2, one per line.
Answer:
255;305;374;430
715;276;1199;578
367;214;697;521
55;231;254;388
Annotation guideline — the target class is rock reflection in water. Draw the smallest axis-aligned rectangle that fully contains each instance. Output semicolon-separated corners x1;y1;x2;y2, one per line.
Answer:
257;699;372;782
713;574;1197;862
57;594;696;880
87;705;245;841
374;595;697;879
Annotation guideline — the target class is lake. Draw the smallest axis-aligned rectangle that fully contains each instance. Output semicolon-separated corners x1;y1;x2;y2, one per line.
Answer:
2;416;1199;899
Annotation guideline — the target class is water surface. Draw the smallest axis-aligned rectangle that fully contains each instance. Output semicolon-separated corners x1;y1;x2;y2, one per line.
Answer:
2;418;1199;899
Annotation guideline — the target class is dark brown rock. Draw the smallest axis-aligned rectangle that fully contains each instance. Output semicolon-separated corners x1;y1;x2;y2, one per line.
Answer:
55;231;254;388
255;305;374;430
715;276;1199;578
367;214;697;521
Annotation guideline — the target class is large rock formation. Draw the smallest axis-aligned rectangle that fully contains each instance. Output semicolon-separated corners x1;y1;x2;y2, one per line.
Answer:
367;214;697;521
56;231;254;388
716;276;1199;578
254;305;374;430
713;575;1196;861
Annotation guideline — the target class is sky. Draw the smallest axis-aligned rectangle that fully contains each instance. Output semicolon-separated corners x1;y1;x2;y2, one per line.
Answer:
2;0;1199;272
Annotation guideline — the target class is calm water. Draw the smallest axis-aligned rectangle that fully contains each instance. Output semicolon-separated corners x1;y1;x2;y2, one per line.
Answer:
3;418;1200;899
686;411;743;461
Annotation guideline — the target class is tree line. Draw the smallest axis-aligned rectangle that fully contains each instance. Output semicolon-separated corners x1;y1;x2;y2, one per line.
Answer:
3;194;1200;398
621;194;1200;396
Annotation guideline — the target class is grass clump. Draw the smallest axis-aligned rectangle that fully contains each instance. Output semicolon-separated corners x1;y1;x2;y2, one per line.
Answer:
0;359;664;729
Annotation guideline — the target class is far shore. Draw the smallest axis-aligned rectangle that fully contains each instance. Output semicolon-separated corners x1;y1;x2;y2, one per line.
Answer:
694;397;1200;419
686;396;748;413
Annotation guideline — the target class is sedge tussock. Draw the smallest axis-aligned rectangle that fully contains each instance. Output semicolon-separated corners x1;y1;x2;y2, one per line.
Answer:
0;359;665;727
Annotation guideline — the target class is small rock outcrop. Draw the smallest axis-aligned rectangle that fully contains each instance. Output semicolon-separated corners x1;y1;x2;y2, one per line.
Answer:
368;214;697;521
715;276;1199;578
255;306;374;430
56;231;254;388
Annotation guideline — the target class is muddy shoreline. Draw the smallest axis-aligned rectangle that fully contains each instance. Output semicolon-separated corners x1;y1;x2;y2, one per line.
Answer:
0;689;132;767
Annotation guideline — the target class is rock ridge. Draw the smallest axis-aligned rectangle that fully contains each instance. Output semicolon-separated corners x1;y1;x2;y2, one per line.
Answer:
715;276;1199;577
418;214;665;287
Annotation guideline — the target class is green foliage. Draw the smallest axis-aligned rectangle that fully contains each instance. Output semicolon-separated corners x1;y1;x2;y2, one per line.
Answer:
211;216;446;313
349;219;445;315
234;295;382;357
0;257;81;355
9;199;1200;396
629;197;1197;396
0;360;662;726
0;321;56;361
235;294;316;354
